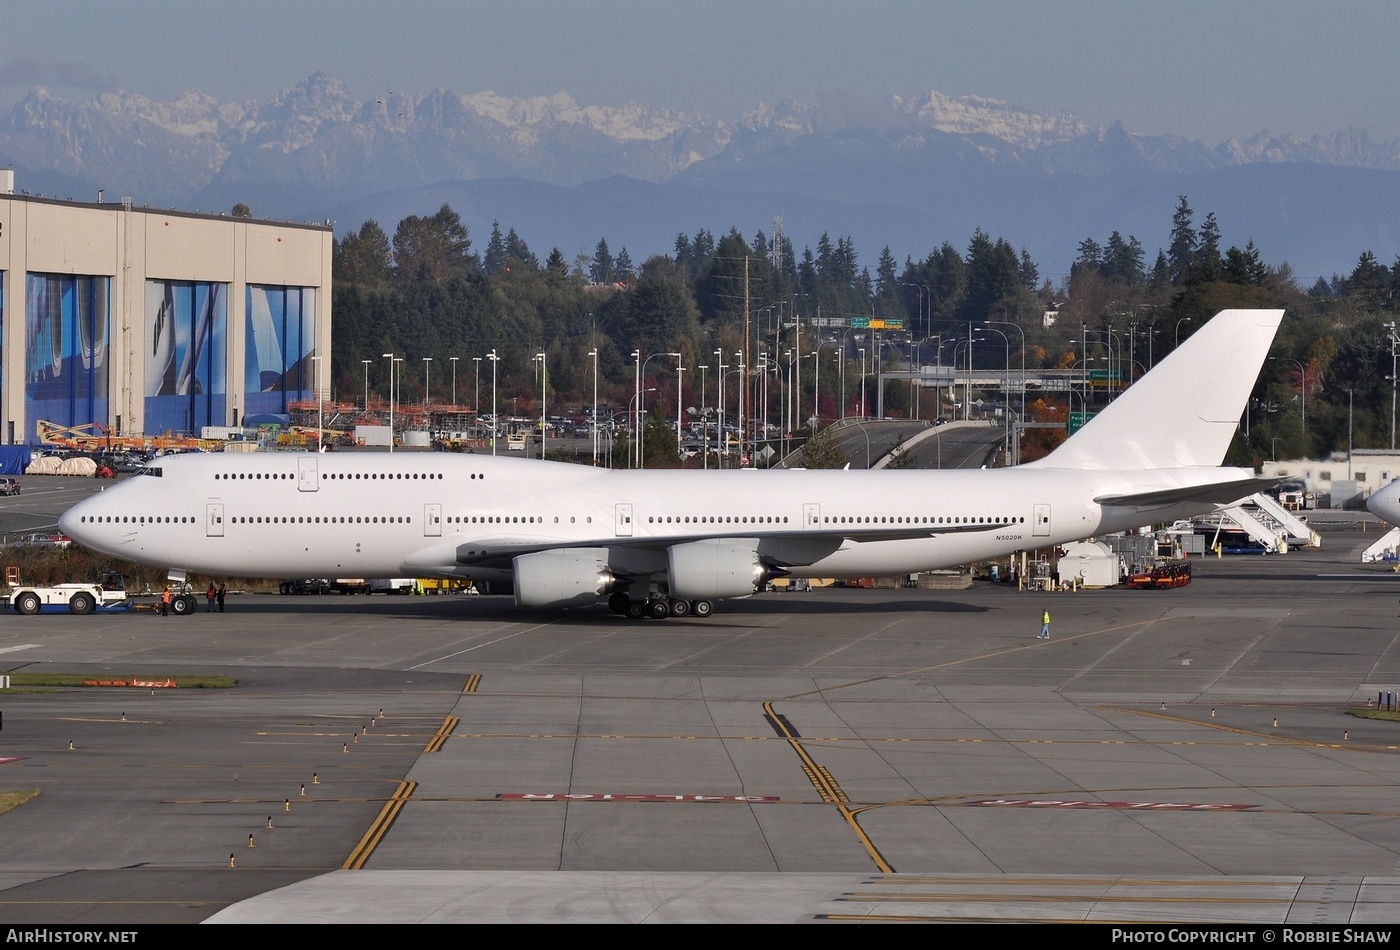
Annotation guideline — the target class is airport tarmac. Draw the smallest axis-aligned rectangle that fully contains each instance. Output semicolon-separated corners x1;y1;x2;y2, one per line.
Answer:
2;509;1400;924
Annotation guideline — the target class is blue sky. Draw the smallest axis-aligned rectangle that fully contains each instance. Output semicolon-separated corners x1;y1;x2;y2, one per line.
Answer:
1;0;1397;144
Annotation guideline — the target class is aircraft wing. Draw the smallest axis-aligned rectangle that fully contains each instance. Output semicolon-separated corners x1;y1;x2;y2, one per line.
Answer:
1095;476;1284;510
419;519;1015;571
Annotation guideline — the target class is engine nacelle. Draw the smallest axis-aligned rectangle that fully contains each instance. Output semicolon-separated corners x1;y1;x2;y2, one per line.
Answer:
513;548;617;608
667;539;778;601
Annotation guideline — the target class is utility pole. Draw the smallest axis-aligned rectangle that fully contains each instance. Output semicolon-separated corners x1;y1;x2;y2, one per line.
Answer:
1387;323;1398;449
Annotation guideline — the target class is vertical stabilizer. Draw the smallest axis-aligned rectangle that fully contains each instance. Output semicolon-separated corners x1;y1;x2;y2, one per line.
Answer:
1033;309;1284;470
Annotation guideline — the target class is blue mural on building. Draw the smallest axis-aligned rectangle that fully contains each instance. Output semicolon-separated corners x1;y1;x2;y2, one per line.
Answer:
244;285;315;419
25;274;110;442
144;280;227;435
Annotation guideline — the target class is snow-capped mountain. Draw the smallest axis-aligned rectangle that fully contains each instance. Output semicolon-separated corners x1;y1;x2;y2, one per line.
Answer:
1;71;1396;281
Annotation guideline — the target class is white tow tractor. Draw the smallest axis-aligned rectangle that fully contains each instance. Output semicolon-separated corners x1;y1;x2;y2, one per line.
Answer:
7;571;134;615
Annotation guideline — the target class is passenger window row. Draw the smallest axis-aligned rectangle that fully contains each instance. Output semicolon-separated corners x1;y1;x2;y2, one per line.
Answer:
228;516;412;524
209;472;449;481
824;515;1024;524
649;515;791;524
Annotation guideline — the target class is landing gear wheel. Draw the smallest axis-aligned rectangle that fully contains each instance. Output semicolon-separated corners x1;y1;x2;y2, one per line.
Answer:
608;592;631;615
68;592;95;615
646;599;671;620
668;598;690;617
691;600;714;618
625;600;646;620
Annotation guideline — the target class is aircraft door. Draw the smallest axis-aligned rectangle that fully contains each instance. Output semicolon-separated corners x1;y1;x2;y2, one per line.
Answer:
297;457;319;491
424;503;442;537
206;503;224;538
1033;504;1051;537
803;503;821;529
615;504;633;537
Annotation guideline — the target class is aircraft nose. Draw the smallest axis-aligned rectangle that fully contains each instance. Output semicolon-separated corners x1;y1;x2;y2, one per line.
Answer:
58;504;82;539
1367;480;1400;526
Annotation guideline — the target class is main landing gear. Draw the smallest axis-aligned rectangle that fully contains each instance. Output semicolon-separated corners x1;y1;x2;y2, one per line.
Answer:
607;592;713;620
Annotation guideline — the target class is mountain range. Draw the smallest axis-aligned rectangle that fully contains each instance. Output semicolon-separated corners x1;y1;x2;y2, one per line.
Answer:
2;71;1397;283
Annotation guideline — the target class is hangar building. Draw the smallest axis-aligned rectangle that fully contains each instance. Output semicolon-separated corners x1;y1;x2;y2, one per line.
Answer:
0;169;333;445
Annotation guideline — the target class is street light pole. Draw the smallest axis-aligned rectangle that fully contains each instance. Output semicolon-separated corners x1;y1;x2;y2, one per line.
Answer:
381;352;394;453
422;357;431;406
715;352;727;468
632;350;642;468
675;353;685;450
588;349;599;465
472;357;481;415
736;352;746;465
534;352;547;460
487;350;499;455
639;351;679;469
1387;323;1399;449
851;346;862;416
361;359;371;414
697;363;708;469
979;326;1010;463
449;356;458;408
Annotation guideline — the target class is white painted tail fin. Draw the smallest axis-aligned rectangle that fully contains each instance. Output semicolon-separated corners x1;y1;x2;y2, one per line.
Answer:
1033;308;1284;471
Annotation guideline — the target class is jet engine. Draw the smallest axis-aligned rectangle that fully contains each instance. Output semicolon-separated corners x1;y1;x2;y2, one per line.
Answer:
513;548;618;608
667;539;784;601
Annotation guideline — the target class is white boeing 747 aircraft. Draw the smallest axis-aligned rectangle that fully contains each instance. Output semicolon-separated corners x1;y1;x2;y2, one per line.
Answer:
61;308;1284;619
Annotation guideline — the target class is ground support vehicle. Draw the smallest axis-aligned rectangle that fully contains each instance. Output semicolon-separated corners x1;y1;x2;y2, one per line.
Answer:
369;578;417;594
1125;560;1192;590
279;579;331;595
7;571;137;615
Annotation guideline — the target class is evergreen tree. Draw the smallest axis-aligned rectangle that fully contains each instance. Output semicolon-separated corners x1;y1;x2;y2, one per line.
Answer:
483;221;508;276
673;232;692;273
1018;248;1039;290
614;247;634;283
1075;237;1103;272
691;229;716;271
876;246;898;300
1349;251;1390;310
503;228;537;271
1168;195;1197;284
1195;212;1223;282
815;233;835;282
590;238;614;284
751;230;769;263
1149;250;1170;287
545;248;569;278
334;220;393;286
391;204;476;284
798;247;818;293
1102;232;1145;283
1224;241;1268;286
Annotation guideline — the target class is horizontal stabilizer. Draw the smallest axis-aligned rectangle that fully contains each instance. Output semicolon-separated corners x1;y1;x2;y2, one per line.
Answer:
1095;476;1284;510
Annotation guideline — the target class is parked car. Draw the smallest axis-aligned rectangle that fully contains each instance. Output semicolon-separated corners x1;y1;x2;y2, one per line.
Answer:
0;477;19;496
12;532;72;548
